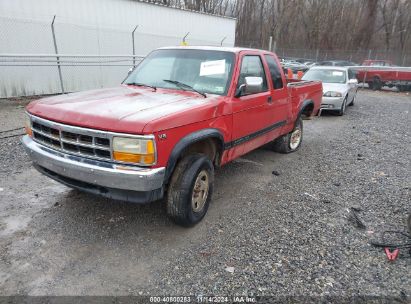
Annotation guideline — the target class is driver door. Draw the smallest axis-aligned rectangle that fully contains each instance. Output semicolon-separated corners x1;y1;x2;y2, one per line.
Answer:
231;52;273;156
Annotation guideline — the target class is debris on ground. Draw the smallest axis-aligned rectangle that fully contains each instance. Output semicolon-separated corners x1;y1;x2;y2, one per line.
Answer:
347;207;366;229
303;192;319;200
370;226;411;262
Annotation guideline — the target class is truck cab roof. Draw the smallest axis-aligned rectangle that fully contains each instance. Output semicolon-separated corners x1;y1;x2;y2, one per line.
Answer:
158;46;267;54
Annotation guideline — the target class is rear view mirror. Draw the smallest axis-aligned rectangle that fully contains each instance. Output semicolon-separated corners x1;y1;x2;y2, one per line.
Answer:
348;79;358;85
236;77;263;97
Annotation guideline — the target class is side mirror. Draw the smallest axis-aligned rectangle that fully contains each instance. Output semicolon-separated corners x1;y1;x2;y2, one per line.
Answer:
348;78;358;85
128;67;134;75
236;76;263;97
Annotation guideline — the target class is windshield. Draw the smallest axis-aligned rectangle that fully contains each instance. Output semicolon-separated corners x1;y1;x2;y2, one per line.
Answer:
302;69;346;84
124;49;235;96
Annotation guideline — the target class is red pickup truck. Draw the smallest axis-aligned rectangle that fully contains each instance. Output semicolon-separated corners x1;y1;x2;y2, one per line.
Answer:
22;46;322;226
356;60;411;91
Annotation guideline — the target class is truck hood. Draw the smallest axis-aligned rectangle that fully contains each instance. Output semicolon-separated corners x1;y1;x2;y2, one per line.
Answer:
27;85;224;134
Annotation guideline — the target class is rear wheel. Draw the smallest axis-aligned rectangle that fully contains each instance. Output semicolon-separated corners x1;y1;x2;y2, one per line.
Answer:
166;154;214;227
273;117;303;154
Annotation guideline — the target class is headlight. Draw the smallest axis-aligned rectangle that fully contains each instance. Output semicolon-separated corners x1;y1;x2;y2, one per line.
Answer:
25;114;32;137
323;91;342;97
112;137;156;165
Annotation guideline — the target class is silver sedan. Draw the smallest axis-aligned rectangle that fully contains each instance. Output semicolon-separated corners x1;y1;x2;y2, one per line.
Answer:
302;66;358;116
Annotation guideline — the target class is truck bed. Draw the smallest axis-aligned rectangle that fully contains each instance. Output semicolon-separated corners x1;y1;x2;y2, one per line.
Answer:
355;66;411;83
287;79;323;117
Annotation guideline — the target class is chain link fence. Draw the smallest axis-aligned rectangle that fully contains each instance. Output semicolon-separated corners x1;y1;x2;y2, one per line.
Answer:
0;16;231;98
2;15;411;98
236;39;411;66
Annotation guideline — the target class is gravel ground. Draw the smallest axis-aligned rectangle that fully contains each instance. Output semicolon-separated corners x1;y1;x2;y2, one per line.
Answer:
0;89;410;300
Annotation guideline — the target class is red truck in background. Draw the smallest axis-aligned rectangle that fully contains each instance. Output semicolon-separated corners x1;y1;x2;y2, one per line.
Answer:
361;59;394;66
356;59;411;91
22;46;322;226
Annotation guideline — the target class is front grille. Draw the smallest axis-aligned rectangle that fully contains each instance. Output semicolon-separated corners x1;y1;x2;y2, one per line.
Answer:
31;119;112;161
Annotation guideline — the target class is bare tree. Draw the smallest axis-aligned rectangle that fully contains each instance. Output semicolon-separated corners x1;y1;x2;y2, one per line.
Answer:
139;0;411;63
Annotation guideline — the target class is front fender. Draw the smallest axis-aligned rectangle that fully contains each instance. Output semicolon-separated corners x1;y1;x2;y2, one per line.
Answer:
164;128;224;183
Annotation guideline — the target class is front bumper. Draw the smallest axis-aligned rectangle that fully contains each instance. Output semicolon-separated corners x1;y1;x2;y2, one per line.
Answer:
318;97;344;115
22;135;165;203
321;97;344;110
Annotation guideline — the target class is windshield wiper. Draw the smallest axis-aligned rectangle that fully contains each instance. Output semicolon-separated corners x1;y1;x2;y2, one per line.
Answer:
163;79;207;98
126;82;157;91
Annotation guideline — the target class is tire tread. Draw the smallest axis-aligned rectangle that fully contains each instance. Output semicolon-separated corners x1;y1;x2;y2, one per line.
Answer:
166;154;213;227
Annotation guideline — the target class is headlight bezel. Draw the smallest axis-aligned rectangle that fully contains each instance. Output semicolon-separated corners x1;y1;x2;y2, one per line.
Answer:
323;91;343;97
112;136;157;166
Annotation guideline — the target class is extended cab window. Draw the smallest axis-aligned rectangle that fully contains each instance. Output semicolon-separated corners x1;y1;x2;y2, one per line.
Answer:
237;55;268;94
264;55;284;89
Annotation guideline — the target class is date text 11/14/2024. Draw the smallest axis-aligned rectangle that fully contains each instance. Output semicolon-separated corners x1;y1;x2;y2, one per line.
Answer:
149;296;257;303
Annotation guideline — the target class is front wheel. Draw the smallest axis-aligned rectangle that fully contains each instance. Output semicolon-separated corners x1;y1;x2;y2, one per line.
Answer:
348;93;356;106
166;154;214;227
273;117;303;154
338;97;347;116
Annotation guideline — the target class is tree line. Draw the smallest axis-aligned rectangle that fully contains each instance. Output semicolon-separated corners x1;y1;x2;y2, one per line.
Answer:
142;0;411;55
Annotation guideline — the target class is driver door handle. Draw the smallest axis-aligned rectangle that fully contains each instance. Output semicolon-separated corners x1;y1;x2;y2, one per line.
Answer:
267;96;273;104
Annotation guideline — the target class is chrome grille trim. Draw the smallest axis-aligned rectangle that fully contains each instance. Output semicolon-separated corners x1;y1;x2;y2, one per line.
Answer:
27;113;156;165
32;120;112;161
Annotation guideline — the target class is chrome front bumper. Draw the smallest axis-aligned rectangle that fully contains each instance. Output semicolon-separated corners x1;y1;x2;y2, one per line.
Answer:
22;135;165;193
318;97;344;115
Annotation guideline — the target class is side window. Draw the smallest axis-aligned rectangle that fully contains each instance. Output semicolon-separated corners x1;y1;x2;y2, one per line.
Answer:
237;55;268;94
264;55;284;89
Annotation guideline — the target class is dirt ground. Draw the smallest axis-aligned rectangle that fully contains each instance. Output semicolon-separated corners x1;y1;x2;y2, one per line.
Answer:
0;89;410;299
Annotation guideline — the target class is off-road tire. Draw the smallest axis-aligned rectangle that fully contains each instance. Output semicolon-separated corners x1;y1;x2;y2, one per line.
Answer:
166;154;214;227
273;116;303;154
